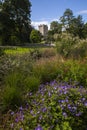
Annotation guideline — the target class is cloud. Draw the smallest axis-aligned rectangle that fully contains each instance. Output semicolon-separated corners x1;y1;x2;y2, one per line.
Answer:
77;10;87;15
31;17;59;30
31;21;50;30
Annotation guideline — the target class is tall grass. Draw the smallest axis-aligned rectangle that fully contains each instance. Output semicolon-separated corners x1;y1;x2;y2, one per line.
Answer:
56;37;87;59
0;45;87;112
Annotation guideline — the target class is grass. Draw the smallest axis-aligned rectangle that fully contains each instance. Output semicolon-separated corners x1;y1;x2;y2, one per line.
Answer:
4;46;56;57
0;40;87;129
4;47;31;55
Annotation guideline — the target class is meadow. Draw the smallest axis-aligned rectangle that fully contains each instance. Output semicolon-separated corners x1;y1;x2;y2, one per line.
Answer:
0;39;87;130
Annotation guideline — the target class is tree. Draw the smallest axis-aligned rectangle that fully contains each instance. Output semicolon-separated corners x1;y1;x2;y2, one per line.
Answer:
60;8;74;32
30;30;41;43
0;0;31;45
50;21;62;34
46;30;55;44
83;23;87;38
69;15;84;38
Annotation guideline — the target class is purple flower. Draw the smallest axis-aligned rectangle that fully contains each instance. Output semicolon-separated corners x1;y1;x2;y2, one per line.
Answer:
76;112;82;117
42;107;47;112
63;112;67;117
84;102;87;106
15;118;19;122
82;98;85;101
20;128;23;130
48;92;51;97
35;125;43;130
11;111;14;115
19;106;23;111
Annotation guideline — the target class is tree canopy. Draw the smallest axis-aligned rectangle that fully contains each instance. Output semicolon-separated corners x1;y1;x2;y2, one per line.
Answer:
30;29;42;43
50;21;62;34
0;0;32;45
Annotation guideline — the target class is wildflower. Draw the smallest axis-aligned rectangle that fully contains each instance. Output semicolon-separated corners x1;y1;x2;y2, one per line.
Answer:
84;102;87;106
19;106;23;111
42;107;47;112
48;92;51;97
11;111;14;115
20;128;23;130
76;112;82;117
35;125;43;130
63;112;67;117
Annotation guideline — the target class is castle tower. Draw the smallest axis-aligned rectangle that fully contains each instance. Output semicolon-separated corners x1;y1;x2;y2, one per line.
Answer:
38;24;48;36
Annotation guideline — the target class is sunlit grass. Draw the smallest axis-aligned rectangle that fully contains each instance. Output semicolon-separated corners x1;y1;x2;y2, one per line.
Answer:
4;47;32;55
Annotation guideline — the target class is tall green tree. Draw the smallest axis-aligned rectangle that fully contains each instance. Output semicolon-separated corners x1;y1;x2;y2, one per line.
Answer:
83;23;87;38
30;30;41;43
69;15;84;38
50;21;62;34
0;0;32;45
60;8;74;32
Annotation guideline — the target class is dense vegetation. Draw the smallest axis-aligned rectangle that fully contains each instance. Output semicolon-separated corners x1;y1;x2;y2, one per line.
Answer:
0;1;87;129
0;0;32;45
0;41;87;129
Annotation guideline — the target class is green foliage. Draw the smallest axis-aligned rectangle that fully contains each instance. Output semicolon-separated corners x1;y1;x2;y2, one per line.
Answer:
32;59;58;83
30;29;41;43
56;37;76;57
2;81;87;129
50;21;62;34
56;60;87;86
0;46;87;129
69;15;84;38
3;86;23;111
5;72;25;90
24;76;40;92
60;8;86;39
56;37;87;59
30;49;42;59
0;48;5;56
60;8;74;32
0;0;32;45
9;36;20;46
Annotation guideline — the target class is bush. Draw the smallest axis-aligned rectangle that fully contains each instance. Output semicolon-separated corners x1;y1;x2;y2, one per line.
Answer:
56;60;87;86
24;76;40;92
56;37;87;59
10;35;20;46
32;58;59;83
3;86;23;111
0;48;5;56
30;49;42;60
41;48;56;58
1;72;25;111
56;38;77;58
5;72;25;90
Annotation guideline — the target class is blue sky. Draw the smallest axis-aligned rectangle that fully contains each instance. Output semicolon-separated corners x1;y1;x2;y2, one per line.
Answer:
30;0;87;29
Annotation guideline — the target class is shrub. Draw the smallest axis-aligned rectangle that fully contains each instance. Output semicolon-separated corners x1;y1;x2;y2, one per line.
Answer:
41;48;56;58
24;76;40;92
32;58;59;83
0;48;5;56
3;86;23;111
56;38;77;58
1;72;26;111
30;30;41;43
5;72;25;90
30;49;42;60
56;37;87;59
10;35;20;46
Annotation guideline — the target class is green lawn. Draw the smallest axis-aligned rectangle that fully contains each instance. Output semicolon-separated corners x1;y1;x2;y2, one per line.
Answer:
4;47;32;55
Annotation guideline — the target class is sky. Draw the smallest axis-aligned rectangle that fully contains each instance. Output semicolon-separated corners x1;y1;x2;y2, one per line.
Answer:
30;0;87;29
